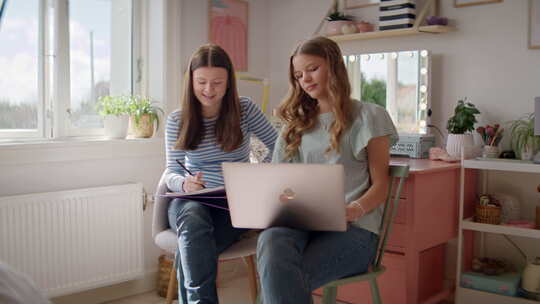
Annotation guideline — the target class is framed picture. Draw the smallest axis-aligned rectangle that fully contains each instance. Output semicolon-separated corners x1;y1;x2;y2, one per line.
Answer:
454;0;502;7
344;0;379;9
530;0;540;49
208;0;248;71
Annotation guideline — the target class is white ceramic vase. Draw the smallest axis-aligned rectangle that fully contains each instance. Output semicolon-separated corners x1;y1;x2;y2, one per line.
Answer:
104;115;129;139
446;133;474;158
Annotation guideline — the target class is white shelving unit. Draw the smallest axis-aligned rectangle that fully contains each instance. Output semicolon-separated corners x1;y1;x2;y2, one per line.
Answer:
456;158;540;303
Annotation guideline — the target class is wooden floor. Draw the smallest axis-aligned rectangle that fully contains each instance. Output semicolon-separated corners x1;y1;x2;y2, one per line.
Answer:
102;262;347;304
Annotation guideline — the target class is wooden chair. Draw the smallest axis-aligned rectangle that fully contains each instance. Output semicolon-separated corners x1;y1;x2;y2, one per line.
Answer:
152;170;259;304
320;164;410;304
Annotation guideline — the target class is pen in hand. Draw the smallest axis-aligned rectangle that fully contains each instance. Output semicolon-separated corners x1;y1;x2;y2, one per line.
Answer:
176;159;206;189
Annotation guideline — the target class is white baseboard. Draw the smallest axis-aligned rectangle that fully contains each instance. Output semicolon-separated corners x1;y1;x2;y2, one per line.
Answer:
50;270;158;304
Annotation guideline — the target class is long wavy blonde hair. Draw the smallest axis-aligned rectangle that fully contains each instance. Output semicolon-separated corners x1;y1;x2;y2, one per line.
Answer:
278;36;353;160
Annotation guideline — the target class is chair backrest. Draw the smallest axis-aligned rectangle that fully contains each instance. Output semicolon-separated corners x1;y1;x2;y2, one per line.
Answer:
152;169;173;239
372;164;410;269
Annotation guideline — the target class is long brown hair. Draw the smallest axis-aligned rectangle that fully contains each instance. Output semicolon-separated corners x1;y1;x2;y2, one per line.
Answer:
175;44;243;152
279;36;353;160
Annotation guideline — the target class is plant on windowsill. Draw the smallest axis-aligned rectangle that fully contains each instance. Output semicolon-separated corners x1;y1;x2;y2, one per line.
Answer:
127;96;164;138
445;98;481;158
510;113;540;160
97;95;130;139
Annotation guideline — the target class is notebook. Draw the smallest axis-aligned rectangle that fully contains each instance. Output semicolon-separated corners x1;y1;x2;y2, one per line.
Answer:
222;162;347;231
161;186;228;210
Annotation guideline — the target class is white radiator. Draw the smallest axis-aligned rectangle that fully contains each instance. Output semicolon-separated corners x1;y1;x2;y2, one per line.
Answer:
0;183;145;297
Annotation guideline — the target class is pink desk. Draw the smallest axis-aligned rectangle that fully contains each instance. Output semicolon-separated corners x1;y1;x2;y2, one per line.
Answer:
314;158;477;304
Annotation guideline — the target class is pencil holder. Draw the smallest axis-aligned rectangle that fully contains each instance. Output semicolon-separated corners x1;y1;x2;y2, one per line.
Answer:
475;204;502;225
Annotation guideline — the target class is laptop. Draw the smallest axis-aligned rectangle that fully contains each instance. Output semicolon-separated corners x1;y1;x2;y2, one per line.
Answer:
222;162;347;232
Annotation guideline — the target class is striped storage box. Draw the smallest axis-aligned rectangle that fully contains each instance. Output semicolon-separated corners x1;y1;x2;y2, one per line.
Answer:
379;0;416;31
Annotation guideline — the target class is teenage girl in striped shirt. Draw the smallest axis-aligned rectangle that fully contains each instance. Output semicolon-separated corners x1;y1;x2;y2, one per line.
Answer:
165;44;277;303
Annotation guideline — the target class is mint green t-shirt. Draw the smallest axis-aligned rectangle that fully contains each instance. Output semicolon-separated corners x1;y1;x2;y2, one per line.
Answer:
272;100;398;234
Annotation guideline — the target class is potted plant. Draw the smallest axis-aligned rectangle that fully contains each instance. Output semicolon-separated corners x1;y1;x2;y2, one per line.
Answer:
97;95;130;139
325;5;355;36
127;96;164;138
445;98;481;158
510;113;540;160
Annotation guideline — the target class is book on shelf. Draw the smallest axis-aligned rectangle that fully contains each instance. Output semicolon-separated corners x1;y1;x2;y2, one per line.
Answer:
160;186;228;211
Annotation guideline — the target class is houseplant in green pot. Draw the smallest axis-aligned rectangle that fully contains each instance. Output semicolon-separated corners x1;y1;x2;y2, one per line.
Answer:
446;98;481;158
510;113;540;160
127;95;164;138
97;95;130;139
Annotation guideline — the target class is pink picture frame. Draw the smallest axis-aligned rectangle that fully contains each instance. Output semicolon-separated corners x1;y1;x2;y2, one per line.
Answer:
209;0;249;71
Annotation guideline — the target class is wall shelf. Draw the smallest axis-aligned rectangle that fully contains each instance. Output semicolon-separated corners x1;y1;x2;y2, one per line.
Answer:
328;25;456;42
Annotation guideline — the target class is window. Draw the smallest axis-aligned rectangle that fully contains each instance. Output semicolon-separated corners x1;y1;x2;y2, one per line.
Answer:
0;0;41;138
0;0;134;140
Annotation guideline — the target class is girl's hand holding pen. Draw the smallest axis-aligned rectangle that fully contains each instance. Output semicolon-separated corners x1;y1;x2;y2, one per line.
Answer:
183;172;206;192
176;159;206;192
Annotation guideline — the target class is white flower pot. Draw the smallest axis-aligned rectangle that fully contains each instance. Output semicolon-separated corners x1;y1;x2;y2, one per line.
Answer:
104;115;129;139
446;133;474;158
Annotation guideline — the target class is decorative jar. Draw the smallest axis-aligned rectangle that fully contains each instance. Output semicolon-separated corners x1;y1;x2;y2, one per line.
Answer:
482;145;500;158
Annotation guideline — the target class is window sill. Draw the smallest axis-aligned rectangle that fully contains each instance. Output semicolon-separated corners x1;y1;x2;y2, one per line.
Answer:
0;137;165;166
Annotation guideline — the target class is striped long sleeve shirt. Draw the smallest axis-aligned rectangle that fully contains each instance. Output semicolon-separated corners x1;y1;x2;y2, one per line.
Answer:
164;97;278;192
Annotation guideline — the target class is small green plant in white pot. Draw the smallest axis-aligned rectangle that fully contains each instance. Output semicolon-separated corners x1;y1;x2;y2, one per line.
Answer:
127;96;164;138
446;98;481;158
510;113;540;160
97;95;130;139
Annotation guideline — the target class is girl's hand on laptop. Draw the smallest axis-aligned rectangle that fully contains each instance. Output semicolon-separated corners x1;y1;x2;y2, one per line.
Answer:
183;172;206;192
346;201;366;222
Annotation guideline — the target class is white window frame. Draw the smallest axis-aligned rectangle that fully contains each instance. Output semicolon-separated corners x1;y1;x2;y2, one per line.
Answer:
0;0;46;139
0;0;138;140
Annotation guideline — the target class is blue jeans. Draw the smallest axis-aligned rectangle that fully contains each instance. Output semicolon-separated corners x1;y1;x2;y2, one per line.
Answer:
256;225;378;304
168;198;247;304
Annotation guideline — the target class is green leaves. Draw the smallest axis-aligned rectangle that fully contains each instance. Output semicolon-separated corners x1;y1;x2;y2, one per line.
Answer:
326;12;352;21
127;96;164;131
510;113;540;157
446;99;481;134
96;95;130;116
96;95;164;131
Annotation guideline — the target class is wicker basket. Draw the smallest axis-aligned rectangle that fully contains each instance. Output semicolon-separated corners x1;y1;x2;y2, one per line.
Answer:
475;204;502;224
157;254;177;299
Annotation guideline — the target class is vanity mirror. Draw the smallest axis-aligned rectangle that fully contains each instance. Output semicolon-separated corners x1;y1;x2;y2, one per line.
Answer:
343;49;431;135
